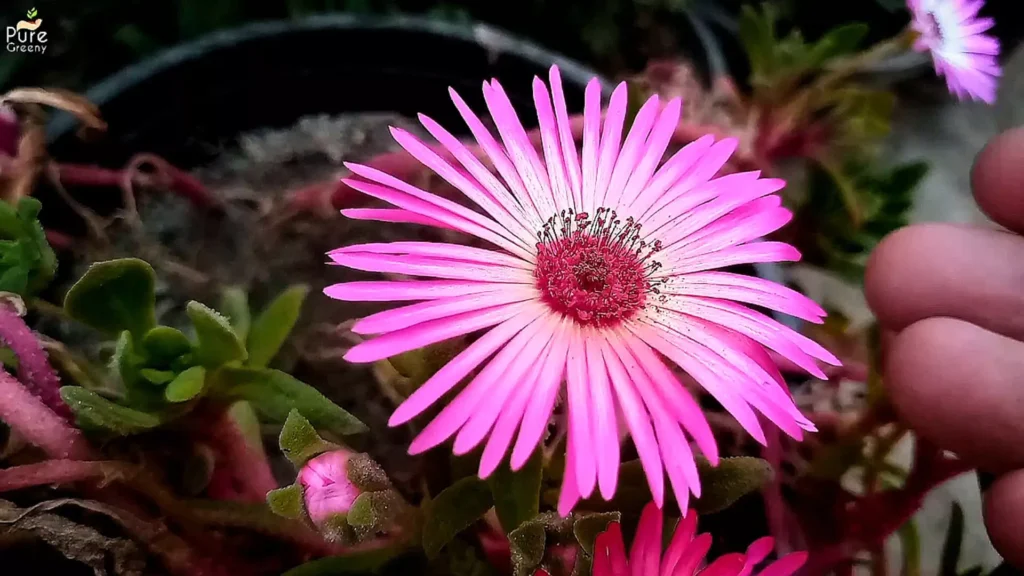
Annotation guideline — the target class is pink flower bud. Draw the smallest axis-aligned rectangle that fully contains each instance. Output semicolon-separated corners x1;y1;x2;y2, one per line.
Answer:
298;449;360;526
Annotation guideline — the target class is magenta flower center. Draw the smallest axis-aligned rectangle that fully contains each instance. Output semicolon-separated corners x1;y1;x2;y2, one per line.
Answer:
534;208;661;327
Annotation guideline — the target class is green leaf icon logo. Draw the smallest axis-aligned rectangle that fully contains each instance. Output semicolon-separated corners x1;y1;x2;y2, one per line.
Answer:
26;7;38;19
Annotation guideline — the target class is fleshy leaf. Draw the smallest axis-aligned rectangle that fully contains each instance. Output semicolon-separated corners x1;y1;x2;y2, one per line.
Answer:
218;286;251;341
60;386;161;435
140;326;192;366
346;453;392;493
219;366;367;436
572;512;619;555
246;284;308;368
693;456;773;514
488;450;542;533
112;331;144;391
508;521;546;576
267;484;304;519
139;368;174;385
186;301;247;367
346;491;407;540
63;258;156;338
164;366;206;403
278;409;335;467
421;476;494;559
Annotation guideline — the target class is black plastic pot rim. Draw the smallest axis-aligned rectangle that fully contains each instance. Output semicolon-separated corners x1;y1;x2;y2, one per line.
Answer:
45;14;614;144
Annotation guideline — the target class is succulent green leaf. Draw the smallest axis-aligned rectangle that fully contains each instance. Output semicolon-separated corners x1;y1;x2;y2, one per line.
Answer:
693;456;773;515
60;386;162;435
347;491;404;534
572;512;619;555
218;286;251;341
488;450;542;534
278;409;335;467
508;521;546;576
112;331;146;396
809;23;869;64
186;301;247;367
421;476;494;559
246;284;308;368
164;366;206;403
63;258;156;338
141;326;192;366
219;366;367;436
267;484;304;519
139;368;175;385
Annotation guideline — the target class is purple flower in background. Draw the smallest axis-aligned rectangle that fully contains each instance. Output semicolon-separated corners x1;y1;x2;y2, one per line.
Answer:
909;0;1002;103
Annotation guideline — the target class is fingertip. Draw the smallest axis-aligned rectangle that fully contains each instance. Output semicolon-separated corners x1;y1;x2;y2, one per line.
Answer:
984;469;1024;567
971;127;1024;233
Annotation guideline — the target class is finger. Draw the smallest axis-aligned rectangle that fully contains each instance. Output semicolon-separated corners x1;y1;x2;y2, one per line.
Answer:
865;223;1024;340
984;469;1024;568
885;317;1024;472
972;127;1024;233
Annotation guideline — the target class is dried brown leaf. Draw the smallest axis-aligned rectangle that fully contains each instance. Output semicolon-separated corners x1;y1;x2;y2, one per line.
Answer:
0;88;107;132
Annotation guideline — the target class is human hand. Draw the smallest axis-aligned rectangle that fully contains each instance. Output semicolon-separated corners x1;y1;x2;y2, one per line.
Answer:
865;127;1024;567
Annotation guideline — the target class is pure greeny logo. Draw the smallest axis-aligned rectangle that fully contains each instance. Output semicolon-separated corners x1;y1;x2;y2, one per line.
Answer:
6;7;48;54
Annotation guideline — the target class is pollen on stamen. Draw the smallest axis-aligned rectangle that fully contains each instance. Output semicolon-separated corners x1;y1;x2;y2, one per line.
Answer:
534;207;664;327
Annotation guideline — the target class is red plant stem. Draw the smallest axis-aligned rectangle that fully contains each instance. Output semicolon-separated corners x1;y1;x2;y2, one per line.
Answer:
0;371;92;459
0;459;106;491
0;305;72;420
203;408;278;503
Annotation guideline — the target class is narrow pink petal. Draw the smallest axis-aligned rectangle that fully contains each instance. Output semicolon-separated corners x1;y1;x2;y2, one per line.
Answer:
664;272;826;323
610;337;699;503
600;336;665;506
629;503;664;576
453;318;557;455
341;208;457;231
664;296;840;370
666;201;791;260
581;78;603;212
620;331;718;464
390;126;536;248
482;80;555;219
630;134;715;220
665;242;802;275
757;552;809;576
345;301;526;364
324;280;505;302
661;511;698;576
478;342;547;477
549;66;583;207
511;320;571;469
618;98;682;213
329;251;533;284
643;171;765;238
700;554;746;576
342;173;532;260
593;82;628;208
641;138;739;221
657;176;785;248
408;312;548;454
566;331;597;498
557;432;582;516
668;532;712;576
351;288;536;335
449;87;541;225
390;305;542;425
586;329;620;500
533;76;573;213
594;524;631;576
335;241;532;269
417;113;534;230
602;94;661;209
740;537;775;576
632;320;766;444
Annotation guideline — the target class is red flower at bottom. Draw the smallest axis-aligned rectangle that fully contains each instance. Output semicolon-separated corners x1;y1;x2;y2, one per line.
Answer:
593;504;806;576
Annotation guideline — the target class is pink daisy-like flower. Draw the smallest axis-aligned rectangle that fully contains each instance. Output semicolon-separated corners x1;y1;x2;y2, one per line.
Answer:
326;66;838;514
908;0;1001;103
593;503;807;576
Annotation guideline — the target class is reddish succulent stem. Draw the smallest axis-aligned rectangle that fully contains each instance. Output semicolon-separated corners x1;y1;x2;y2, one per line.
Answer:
202;408;278;503
0;304;72;420
0;370;92;459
